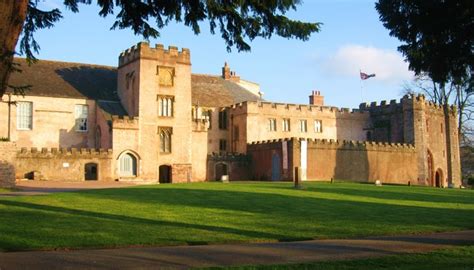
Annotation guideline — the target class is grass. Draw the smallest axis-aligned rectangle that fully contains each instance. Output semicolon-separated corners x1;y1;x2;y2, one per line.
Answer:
0;182;473;251
0;188;16;193
202;245;474;270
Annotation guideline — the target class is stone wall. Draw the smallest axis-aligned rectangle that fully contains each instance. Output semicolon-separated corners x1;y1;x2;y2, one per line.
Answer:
247;138;418;185
0;142;16;187
0;95;97;148
16;147;113;181
207;153;250;181
229;101;370;154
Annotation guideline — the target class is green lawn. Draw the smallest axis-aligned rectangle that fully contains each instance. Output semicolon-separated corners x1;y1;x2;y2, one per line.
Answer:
0;182;473;251
203;245;474;270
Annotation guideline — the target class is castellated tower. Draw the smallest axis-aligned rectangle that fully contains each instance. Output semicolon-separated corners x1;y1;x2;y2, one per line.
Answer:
116;42;193;182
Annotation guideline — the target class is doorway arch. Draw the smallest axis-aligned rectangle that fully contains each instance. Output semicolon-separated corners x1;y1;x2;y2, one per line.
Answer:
435;169;443;188
159;165;172;183
85;163;98;180
215;162;228;181
271;153;281;181
118;151;138;177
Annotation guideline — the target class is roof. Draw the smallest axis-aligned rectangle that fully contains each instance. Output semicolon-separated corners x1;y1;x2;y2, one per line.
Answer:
9;58;119;101
8;58;261;110
191;74;261;107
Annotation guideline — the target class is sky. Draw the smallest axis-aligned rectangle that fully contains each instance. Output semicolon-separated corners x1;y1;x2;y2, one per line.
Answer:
24;0;415;109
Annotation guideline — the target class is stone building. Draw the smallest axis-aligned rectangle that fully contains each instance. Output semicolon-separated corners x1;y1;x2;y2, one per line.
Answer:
0;42;461;187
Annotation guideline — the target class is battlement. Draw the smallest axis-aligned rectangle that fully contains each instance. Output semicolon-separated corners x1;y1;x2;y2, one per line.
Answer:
112;115;139;130
119;42;191;67
208;152;250;162
248;137;415;152
229;101;367;116
359;94;457;115
17;147;113;158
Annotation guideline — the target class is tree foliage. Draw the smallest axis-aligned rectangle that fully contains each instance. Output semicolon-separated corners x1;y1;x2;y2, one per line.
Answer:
21;0;320;59
375;0;473;85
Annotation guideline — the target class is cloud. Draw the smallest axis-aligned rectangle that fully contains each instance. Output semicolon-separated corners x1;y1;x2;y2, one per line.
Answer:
322;45;414;82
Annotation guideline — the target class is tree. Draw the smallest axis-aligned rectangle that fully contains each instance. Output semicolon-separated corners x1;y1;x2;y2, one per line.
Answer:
376;0;473;86
376;0;473;182
403;74;473;145
0;0;321;98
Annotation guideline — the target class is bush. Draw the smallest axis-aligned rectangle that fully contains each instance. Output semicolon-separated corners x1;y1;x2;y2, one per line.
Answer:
468;176;474;186
0;137;9;142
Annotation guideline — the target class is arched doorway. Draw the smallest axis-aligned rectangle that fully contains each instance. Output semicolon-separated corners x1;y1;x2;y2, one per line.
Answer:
215;163;228;181
85;163;98;180
427;150;434;186
271;153;281;181
119;152;138;177
159;165;172;183
435;169;443;188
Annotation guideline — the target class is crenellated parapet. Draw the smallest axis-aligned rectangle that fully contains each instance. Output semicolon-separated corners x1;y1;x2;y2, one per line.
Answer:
359;94;457;115
119;42;191;67
208;152;250;162
230;100;368;116
17;147;113;159
112;115;139;130
248;137;415;152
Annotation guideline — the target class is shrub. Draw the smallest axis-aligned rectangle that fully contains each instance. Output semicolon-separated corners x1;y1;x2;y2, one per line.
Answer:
0;137;9;142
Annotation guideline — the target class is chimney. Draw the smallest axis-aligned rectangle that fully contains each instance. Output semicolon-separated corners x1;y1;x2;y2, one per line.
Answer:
222;62;231;79
309;90;324;106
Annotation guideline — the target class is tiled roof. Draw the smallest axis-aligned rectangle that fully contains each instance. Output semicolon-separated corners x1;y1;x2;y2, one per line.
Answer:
8;58;261;110
9;58;119;101
191;74;261;107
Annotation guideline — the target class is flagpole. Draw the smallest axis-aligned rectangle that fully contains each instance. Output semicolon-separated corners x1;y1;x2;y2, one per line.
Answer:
359;69;364;103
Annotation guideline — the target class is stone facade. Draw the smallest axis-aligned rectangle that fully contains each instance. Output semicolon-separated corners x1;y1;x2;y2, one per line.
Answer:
0;42;461;187
0;142;16;187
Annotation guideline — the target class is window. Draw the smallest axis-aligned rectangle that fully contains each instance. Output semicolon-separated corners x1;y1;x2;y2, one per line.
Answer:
75;105;88;132
158;96;173;117
17;102;32;130
219;110;227;129
219;139;227;152
314;120;322;133
440;123;443;134
159;127;172;153
234;126;239;140
119;153;137;177
282;118;290;132
269;118;277;132
203;110;212;129
299;120;307;133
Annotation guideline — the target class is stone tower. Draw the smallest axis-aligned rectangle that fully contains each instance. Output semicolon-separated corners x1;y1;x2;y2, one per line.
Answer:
116;42;193;182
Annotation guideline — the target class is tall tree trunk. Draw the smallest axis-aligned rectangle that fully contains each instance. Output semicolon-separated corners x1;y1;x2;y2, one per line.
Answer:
0;0;29;99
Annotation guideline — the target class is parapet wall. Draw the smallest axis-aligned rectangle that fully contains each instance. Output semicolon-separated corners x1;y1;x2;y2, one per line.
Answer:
0;142;16;187
16;147;114;181
112;115;139;130
230;101;368;117
250;138;415;152
119;42;191;67
359;94;457;115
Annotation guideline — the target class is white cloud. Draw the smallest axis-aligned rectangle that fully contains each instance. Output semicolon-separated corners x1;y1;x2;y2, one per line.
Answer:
322;45;414;82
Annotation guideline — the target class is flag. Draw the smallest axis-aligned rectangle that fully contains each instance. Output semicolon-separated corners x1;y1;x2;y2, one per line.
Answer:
360;71;376;80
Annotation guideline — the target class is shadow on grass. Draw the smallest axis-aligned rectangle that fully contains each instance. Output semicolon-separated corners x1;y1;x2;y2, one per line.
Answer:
0;185;473;251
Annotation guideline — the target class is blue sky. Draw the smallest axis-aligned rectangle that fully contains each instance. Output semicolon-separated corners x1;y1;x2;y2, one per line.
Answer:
26;0;415;109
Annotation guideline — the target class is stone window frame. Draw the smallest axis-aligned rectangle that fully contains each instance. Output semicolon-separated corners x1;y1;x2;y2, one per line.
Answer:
16;101;33;130
219;139;227;152
157;95;174;117
218;109;228;130
117;150;140;177
74;104;88;132
314;119;323;133
299;119;308;133
268;118;277;132
282;118;291;132
158;126;173;153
